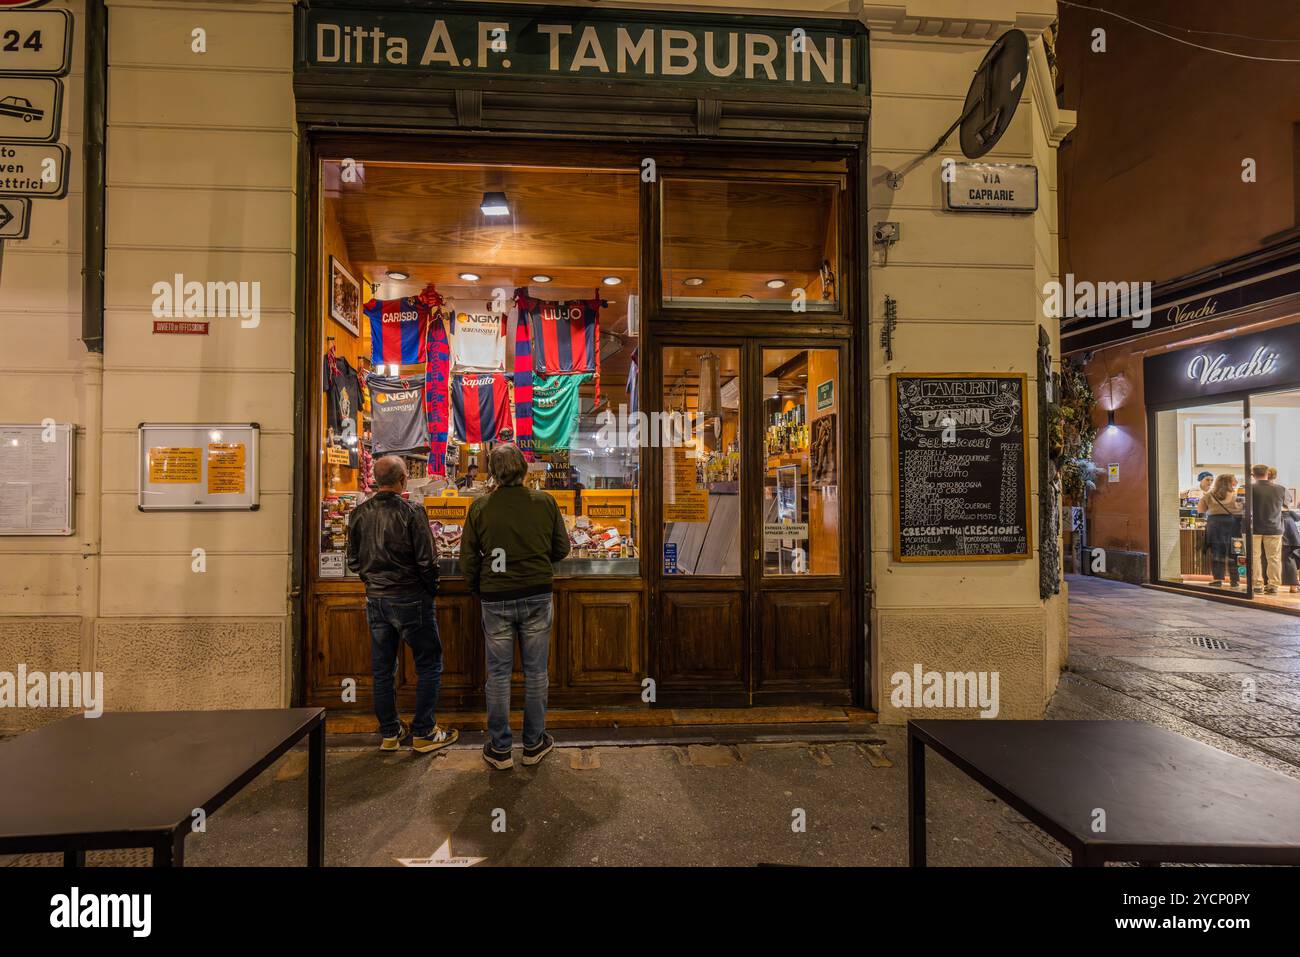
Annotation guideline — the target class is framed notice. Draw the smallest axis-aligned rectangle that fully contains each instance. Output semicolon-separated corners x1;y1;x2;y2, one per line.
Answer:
138;423;259;511
329;256;362;336
0;423;75;536
890;374;1031;562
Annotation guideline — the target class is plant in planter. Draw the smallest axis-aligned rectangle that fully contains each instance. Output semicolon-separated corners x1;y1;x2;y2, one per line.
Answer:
1055;359;1101;503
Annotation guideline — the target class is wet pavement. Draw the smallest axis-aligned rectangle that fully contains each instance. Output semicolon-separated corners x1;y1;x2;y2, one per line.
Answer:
1066;574;1300;769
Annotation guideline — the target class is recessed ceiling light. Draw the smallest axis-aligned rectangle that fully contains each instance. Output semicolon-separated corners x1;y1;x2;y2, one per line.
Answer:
459;272;481;282
531;275;553;283
683;277;705;287
602;276;623;286
386;270;409;281
766;278;787;289
480;191;509;217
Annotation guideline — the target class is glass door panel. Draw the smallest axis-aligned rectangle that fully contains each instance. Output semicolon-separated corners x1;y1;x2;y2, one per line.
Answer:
1153;401;1247;590
660;346;742;576
761;347;841;576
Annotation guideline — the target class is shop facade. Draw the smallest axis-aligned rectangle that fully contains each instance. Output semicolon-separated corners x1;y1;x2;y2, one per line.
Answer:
1;0;1072;729
1064;239;1300;607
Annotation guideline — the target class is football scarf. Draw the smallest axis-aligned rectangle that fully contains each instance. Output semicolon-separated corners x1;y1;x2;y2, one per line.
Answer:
452;373;514;444
422;288;451;477
512;308;534;460
366;296;431;367
517;292;601;388
531;373;593;453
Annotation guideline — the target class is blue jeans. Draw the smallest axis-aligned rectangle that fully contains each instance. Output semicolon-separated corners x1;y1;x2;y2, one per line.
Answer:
481;593;552;751
367;595;443;738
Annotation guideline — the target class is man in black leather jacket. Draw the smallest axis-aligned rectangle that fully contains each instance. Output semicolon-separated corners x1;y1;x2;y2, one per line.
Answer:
347;455;459;753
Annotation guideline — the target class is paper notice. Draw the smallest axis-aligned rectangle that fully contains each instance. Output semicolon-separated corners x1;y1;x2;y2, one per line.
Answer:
148;447;202;484
207;443;246;495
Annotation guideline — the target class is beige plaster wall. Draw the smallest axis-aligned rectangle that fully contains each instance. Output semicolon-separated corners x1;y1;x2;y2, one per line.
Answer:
865;3;1074;723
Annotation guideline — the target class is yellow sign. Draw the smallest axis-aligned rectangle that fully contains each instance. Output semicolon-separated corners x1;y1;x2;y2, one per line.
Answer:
325;446;351;466
665;446;708;523
148;447;201;484
207;443;246;494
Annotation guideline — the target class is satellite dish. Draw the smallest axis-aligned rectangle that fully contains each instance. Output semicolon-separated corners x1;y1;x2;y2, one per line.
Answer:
959;28;1029;159
884;28;1031;189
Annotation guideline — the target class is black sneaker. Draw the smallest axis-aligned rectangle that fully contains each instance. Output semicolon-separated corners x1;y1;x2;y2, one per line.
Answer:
483;743;513;770
521;732;554;767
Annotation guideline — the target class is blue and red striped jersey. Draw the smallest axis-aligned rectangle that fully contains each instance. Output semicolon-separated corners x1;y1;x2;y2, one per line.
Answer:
365;296;430;367
517;294;600;376
451;373;514;444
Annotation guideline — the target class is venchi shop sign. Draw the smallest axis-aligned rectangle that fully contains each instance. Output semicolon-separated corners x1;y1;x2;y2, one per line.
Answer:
1144;323;1300;406
297;3;868;93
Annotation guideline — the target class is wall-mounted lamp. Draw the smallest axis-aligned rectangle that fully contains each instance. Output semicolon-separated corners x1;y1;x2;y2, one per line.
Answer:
1106;409;1117;433
480;191;510;217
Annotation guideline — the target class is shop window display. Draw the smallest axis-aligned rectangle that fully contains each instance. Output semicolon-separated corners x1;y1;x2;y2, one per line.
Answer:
317;161;641;578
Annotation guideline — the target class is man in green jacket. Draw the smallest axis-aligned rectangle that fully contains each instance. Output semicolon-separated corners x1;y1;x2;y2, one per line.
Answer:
460;443;570;768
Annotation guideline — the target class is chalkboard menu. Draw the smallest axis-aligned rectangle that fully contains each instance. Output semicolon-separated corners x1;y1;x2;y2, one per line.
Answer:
891;374;1032;562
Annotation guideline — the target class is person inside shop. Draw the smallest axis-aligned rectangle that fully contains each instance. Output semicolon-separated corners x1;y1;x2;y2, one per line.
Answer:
1250;463;1287;596
455;461;480;491
1198;473;1242;588
1184;470;1215;505
346;455;459;754
460;443;570;770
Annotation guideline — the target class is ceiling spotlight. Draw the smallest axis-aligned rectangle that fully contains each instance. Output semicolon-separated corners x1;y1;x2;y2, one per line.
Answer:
531;275;553;283
480;191;510;217
386;270;409;281
765;278;787;289
602;276;623;286
459;272;481;282
683;277;705;287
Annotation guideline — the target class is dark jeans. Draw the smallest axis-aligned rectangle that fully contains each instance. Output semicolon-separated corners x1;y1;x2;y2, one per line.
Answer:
366;595;443;738
1206;515;1238;585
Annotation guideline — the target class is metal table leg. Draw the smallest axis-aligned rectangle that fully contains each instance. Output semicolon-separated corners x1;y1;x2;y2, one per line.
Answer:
308;720;325;867
908;728;926;867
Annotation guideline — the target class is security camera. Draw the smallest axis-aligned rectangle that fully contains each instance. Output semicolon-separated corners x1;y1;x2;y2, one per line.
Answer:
872;222;900;246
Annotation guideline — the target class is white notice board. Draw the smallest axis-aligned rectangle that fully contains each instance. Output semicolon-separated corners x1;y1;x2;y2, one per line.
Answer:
0;423;75;536
138;423;260;511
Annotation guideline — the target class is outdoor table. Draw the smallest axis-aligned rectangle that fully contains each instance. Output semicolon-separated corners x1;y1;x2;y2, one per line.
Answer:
0;708;325;867
908;719;1300;867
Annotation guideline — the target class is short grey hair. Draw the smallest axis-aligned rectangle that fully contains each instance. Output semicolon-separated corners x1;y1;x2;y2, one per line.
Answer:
487;443;527;487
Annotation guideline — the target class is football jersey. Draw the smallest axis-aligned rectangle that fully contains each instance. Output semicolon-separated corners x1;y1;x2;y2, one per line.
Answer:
452;373;514;444
365;297;431;367
449;310;507;372
532;373;593;452
517;294;600;376
368;375;429;456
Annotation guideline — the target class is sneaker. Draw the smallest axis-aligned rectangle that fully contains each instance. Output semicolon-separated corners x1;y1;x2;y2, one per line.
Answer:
1265;585;1279;594
1207;580;1223;587
412;726;460;754
379;721;408;752
483;743;513;770
521;732;555;767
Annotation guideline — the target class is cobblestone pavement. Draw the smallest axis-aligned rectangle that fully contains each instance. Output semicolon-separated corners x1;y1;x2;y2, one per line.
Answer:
1064;574;1300;770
